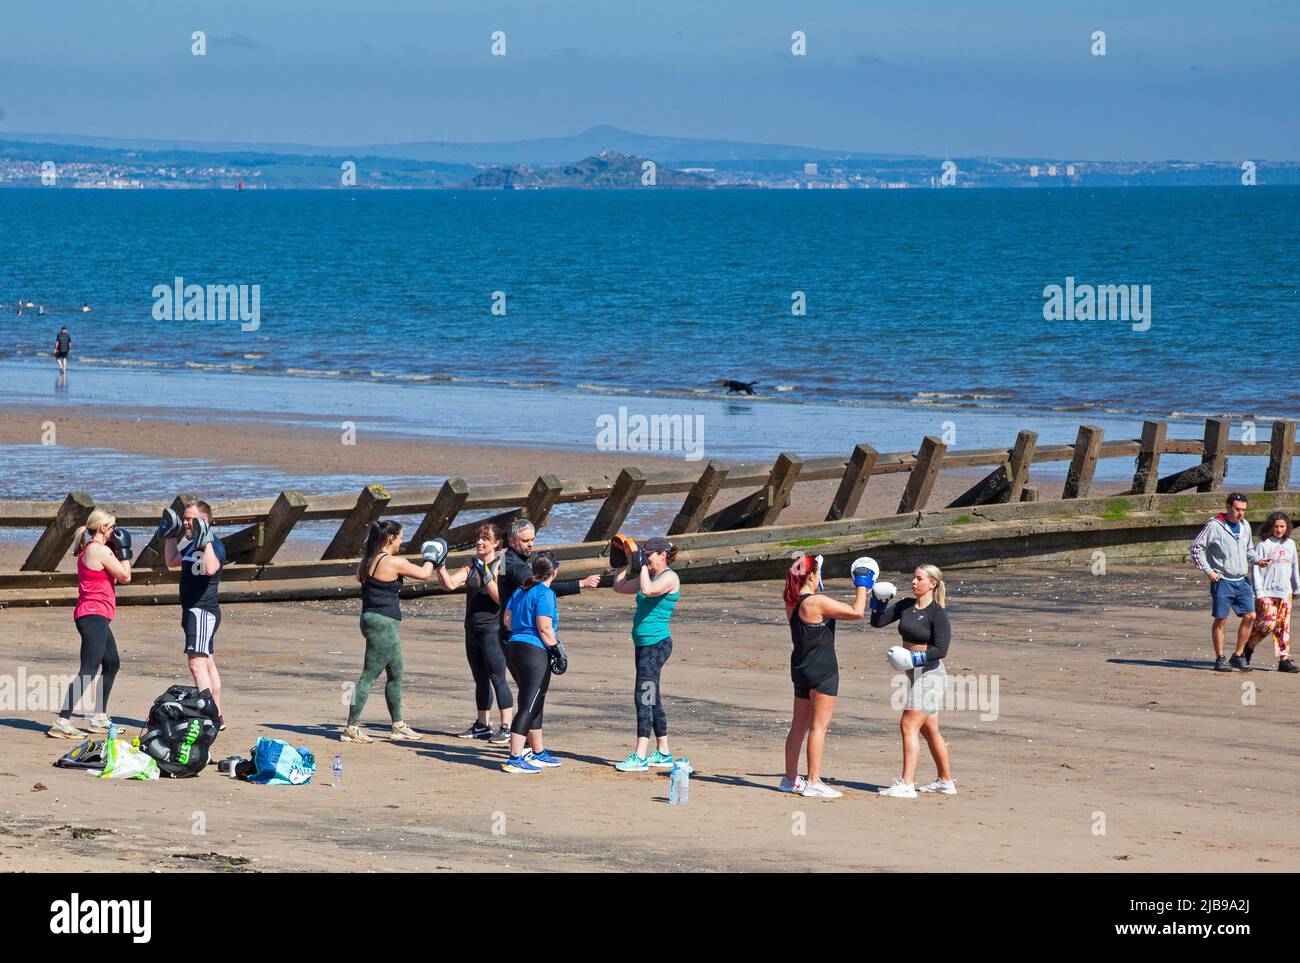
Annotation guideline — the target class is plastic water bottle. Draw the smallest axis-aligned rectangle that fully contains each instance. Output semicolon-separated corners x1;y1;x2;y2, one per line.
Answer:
332;754;343;789
107;723;117;743
668;759;690;805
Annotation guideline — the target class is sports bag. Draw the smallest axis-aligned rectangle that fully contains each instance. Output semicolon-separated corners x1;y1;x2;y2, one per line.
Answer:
138;685;220;778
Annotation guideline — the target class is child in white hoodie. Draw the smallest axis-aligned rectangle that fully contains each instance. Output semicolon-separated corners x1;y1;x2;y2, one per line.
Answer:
1243;512;1300;673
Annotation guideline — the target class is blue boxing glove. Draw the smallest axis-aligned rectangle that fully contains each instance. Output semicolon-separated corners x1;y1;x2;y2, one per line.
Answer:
851;556;879;589
471;556;492;583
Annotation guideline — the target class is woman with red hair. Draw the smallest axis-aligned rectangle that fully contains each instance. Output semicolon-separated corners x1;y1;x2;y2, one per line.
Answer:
781;554;873;798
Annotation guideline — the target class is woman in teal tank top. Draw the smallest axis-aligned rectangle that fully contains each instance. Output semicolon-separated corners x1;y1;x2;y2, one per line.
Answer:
611;536;681;772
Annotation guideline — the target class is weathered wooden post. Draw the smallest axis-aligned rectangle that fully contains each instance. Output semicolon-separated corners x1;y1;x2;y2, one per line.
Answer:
1198;418;1229;493
226;491;307;565
22;492;94;572
1265;419;1296;492
586;467;646;542
898;436;946;513
1129;421;1167;494
406;478;469;550
702;453;803;531
1063;425;1104;499
522;474;563;530
826;443;878;521
1002;430;1038;503
136;493;197;569
668;461;729;536
324;484;391;560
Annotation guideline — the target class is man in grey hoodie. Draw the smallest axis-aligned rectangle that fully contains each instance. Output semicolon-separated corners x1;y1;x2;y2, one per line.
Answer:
1191;493;1259;672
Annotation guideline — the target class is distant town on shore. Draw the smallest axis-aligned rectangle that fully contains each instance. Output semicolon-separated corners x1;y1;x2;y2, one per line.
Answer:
2;125;1296;189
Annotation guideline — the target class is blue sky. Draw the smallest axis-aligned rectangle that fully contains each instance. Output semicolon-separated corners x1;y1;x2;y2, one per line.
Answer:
1;0;1296;158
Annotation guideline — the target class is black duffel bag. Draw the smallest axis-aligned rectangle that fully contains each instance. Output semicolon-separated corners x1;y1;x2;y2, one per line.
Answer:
138;685;220;778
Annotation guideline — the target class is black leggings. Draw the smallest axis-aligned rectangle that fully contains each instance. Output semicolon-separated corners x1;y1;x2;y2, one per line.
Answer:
507;643;551;736
60;615;120;719
466;622;513;712
634;636;673;739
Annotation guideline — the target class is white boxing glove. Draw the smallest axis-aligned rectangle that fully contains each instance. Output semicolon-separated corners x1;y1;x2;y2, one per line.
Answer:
872;580;897;602
887;645;924;671
815;554;824;591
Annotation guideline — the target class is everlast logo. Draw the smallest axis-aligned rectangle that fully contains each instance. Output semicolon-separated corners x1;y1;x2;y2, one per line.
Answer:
50;894;151;943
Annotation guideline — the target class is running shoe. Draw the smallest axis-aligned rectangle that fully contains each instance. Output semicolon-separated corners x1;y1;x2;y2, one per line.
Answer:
390;721;422;741
646;750;675;768
1214;656;1231;672
878;779;918;798
47;718;86;739
801;780;843;798
1280;659;1299;673
86;715;113;732
778;774;807;793
489;725;511;745
502;754;542;773
614;753;650;772
1229;654;1250;672
457;721;492;740
340;725;375;743
528;749;563;768
918;778;958;795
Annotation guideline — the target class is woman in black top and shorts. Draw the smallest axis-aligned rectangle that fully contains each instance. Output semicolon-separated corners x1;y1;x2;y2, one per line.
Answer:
870;563;955;798
436;522;513;744
341;520;447;743
782;554;872;798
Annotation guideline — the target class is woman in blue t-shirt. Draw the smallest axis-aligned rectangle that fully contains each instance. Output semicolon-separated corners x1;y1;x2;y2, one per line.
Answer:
501;551;567;774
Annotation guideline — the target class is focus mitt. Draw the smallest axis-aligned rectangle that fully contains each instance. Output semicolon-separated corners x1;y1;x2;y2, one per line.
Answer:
421;537;450;566
549;640;569;675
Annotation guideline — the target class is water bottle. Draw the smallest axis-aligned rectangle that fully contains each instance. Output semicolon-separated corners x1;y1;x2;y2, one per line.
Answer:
332;754;343;789
107;723;117;744
669;759;690;805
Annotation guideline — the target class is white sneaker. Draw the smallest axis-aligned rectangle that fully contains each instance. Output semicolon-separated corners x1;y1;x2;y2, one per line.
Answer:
800;780;843;798
878;779;918;798
390;722;422;741
778;775;807;793
340;725;375;743
919;778;957;795
47;717;87;739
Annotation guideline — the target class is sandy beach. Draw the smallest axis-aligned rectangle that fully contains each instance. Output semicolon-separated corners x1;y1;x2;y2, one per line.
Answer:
1;562;1294;872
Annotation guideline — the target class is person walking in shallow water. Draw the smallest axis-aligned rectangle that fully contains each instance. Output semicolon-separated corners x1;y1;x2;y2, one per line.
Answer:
54;325;72;374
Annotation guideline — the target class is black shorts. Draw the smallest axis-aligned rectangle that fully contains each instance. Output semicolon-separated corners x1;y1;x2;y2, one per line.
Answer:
791;645;839;699
182;606;221;656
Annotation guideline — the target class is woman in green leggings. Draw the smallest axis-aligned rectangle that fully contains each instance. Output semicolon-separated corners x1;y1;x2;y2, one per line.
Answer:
341;520;446;743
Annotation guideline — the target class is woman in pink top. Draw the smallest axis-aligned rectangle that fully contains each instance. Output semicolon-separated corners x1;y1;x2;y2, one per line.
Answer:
49;510;134;739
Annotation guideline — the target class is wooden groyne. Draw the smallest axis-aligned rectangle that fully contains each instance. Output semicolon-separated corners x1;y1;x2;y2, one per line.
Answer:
1;417;1295;607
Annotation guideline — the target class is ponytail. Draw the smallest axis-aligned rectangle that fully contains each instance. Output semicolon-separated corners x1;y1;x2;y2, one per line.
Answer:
522;551;556;589
74;509;116;556
358;519;403;580
784;554;817;610
919;563;946;607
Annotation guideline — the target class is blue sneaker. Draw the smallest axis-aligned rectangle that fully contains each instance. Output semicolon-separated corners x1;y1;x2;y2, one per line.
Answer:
502;754;542;773
528;749;563;768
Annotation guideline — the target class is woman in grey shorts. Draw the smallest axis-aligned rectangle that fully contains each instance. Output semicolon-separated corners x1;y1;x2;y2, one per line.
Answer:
869;563;956;798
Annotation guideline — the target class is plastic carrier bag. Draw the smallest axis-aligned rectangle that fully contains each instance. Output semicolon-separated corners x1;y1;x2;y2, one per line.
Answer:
246;737;315;786
96;737;160;780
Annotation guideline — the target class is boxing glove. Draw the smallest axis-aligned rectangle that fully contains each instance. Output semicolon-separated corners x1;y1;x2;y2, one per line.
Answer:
471;556;492;583
421;537;450;566
156;507;182;540
887;645;925;671
851;556;879;588
190;516;212;550
109;528;133;561
815;554;825;591
549;640;569;675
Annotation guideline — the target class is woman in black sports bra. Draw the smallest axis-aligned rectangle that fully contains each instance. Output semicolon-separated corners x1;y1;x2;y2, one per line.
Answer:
781;554;870;799
341;519;445;744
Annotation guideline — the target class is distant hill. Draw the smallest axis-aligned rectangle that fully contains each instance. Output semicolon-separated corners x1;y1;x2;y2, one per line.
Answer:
0;125;906;166
464;151;712;188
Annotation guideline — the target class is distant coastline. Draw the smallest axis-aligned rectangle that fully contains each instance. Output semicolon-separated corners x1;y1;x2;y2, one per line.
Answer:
4;124;1298;189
